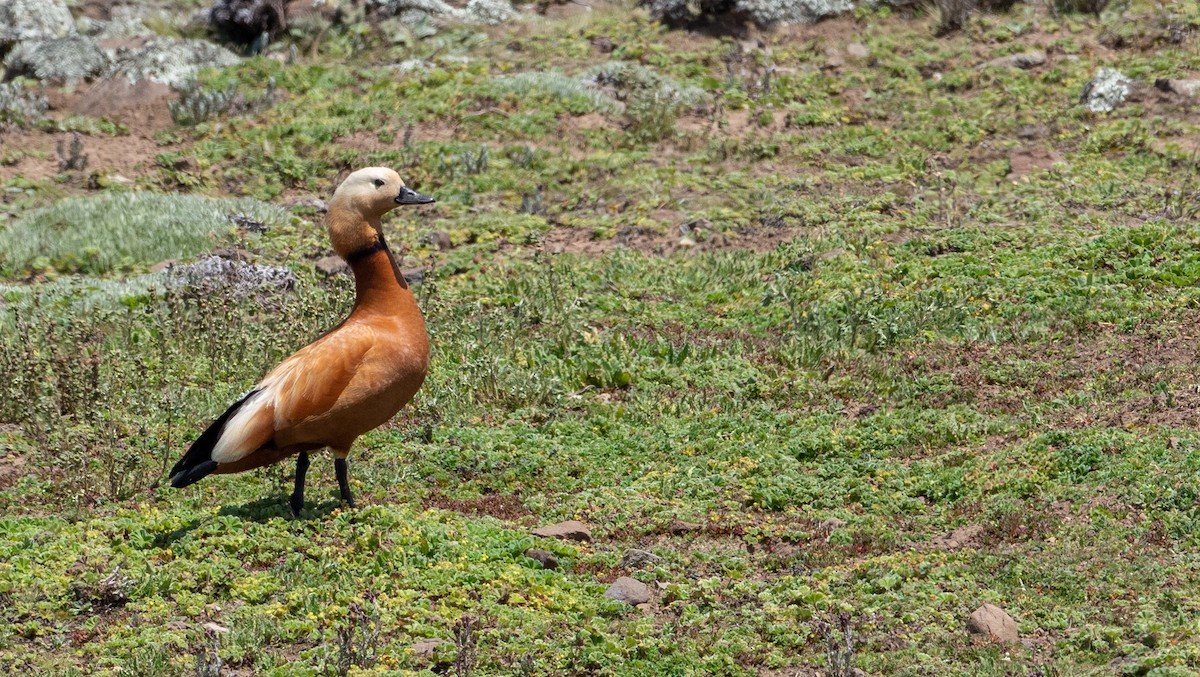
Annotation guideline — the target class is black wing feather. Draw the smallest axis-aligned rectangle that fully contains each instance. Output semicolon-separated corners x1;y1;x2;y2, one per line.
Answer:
169;389;260;488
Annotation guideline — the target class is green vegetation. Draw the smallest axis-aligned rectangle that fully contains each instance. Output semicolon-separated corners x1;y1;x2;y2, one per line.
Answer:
4;0;1200;675
0;193;289;275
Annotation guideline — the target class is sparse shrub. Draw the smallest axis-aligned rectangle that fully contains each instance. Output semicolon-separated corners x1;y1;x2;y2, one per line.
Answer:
491;71;624;115
453;615;478;677
55;132;89;172
169;78;277;126
817;613;857;677
583;61;703;109
336;602;381;676
0;81;48;130
584;61;703;142
193;625;224;677
1053;0;1110;17
935;0;973;35
169;81;238;126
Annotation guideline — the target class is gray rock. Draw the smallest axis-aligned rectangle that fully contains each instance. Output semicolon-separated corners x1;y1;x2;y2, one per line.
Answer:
401;266;426;285
667;519;701;534
524;548;558;569
108;38;241;88
421;231;452;250
4;35;110;82
409;638;447;658
466;0;515;24
982;50;1046;70
966;603;1019;643
315;255;348;276
371;0;517;25
845;42;870;59
1080;67;1132;113
643;0;854;26
532;520;592;541
0;0;75;45
1155;78;1200;98
604;576;651;605
288;196;329;213
168;255;295;296
620;549;663;569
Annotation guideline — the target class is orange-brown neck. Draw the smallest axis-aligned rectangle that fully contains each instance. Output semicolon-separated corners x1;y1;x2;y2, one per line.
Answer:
346;238;420;319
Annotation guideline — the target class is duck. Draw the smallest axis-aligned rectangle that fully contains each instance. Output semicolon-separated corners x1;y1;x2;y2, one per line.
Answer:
168;167;435;517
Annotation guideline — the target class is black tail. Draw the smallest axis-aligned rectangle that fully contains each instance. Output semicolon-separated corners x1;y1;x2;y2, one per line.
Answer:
169;389;259;489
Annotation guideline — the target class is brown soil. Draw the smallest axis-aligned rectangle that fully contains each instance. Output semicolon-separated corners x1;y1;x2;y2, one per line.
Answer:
0;448;26;490
423;492;532;521
901;316;1200;430
1006;147;1062;181
1;78;177;186
537;221;801;257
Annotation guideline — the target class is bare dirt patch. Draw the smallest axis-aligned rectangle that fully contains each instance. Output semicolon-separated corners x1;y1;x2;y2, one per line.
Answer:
1;79;177;185
1006;147;1062;181
423;492;531;521
0;450;26;490
537;221;801;257
899;316;1200;429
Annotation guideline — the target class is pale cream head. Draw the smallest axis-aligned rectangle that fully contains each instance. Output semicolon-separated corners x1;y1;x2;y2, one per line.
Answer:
327;167;435;259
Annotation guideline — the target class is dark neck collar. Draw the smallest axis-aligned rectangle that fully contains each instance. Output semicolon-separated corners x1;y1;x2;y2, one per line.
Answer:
346;236;388;264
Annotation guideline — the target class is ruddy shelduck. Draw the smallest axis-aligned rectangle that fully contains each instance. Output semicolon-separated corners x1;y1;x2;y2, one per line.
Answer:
169;167;435;516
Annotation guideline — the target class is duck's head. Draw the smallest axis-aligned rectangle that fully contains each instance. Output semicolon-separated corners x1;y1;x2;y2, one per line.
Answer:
328;167;435;258
332;167;435;218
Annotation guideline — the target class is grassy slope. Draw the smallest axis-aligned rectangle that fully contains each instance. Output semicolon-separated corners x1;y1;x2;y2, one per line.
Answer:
5;1;1200;675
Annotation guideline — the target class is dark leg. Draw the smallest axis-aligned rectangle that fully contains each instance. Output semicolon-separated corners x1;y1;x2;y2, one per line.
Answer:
334;457;356;508
289;451;310;518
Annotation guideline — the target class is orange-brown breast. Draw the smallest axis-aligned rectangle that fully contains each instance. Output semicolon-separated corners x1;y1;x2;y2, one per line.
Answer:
211;246;429;473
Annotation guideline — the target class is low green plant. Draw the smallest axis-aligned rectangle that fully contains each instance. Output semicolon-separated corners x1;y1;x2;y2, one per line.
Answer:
0;192;288;275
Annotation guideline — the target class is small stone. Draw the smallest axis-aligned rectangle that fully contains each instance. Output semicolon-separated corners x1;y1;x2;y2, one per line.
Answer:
289;196;329;213
315;255;348;276
823;46;845;70
604;576;651;605
1016;124;1049;140
846;43;870;59
591;36;615;54
820;517;846;531
211;247;249;261
0;0;75;44
982;50;1046;70
401;267;426;285
620;549;662;569
1080;67;1133;113
532;520;591;542
202;622;229;634
421;231;452;250
966;603;1019;643
929;524;984;550
677;237;697;247
1155;78;1200;98
524;548;558;569
667;519;700;534
409;638;447;658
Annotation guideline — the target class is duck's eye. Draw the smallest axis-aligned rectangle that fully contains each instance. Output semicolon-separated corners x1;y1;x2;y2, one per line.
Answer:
373;179;385;188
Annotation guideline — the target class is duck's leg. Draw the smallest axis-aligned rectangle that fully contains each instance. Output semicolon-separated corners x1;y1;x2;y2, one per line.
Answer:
289;451;310;518
333;449;356;508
